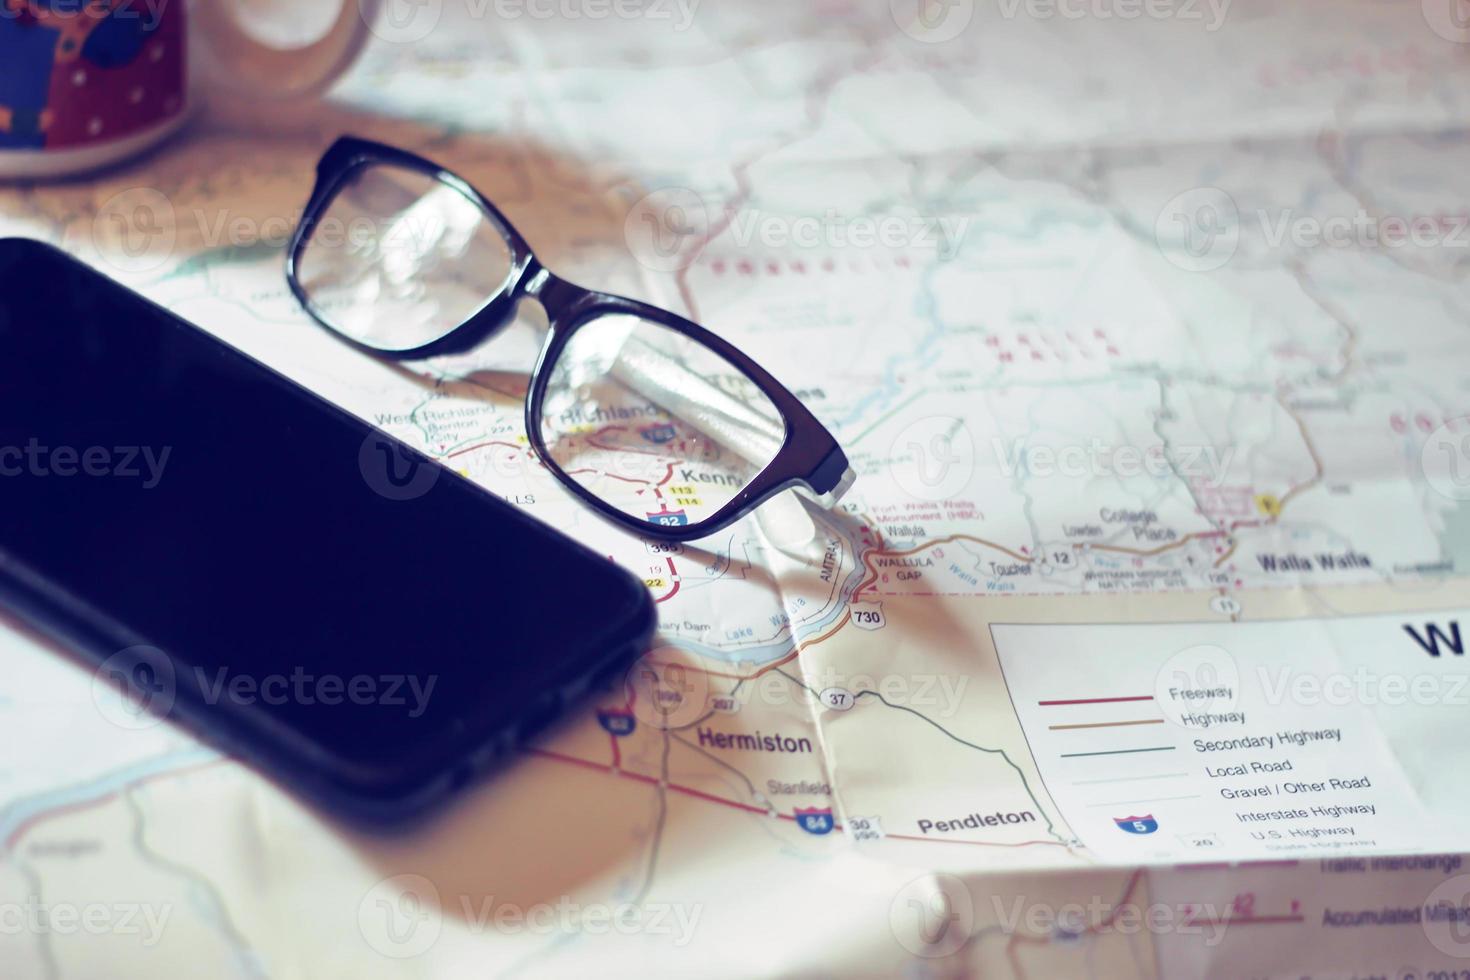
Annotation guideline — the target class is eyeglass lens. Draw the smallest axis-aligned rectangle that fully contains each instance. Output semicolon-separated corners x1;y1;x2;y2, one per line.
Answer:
295;163;516;352
539;314;786;529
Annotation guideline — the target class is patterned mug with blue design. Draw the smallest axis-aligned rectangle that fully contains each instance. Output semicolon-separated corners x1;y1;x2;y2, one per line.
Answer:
0;0;383;179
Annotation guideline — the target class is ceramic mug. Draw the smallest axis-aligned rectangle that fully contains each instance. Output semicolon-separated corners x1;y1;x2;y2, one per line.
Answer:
0;0;383;179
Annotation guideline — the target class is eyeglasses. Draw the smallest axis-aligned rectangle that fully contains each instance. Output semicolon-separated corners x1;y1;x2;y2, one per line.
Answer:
285;136;854;541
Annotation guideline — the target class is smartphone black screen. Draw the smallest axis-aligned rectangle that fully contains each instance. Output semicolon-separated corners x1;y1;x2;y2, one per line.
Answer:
0;239;654;821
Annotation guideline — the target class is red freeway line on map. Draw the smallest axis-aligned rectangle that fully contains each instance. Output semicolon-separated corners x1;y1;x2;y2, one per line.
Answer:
525;748;1073;849
1038;695;1154;707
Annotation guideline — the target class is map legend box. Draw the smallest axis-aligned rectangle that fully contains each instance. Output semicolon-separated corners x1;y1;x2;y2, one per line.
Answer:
992;614;1470;862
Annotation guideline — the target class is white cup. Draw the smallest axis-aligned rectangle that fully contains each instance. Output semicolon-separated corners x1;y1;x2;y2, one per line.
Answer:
0;0;383;179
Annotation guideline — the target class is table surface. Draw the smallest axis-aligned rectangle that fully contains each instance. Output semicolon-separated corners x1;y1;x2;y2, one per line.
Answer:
2;1;1470;976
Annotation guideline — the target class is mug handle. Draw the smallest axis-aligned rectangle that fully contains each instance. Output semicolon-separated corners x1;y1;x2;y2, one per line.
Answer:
193;0;386;100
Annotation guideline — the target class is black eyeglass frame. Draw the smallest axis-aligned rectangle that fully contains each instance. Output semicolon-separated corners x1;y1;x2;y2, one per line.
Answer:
286;136;853;542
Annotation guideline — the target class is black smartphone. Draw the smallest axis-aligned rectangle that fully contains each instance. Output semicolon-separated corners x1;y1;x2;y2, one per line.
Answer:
0;238;656;826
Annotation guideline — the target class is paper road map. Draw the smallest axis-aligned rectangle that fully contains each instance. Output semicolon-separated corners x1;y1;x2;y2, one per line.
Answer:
4;1;1470;976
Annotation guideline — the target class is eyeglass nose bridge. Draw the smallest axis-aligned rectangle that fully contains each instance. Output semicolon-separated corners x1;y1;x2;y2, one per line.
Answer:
451;259;586;355
486;257;586;322
520;263;553;301
513;260;594;317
